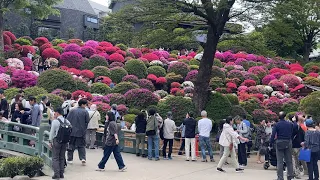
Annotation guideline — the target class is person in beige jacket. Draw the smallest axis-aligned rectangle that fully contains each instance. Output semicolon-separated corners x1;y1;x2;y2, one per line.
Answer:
86;104;101;149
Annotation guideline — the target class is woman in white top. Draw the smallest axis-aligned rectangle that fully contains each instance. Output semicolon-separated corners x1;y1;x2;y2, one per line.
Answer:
86;104;101;149
217;116;249;173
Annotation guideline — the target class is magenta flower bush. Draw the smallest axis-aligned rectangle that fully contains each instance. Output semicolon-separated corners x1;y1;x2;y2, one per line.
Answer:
246;54;257;61
248;66;268;79
128;48;142;58
81;46;96;58
122;75;139;83
106;93;126;105
20;57;32;71
138;79;155;91
92;95;110;103
262;75;276;85
279;74;301;88
98;53;110;60
85;40;99;48
153;50;170;59
11;70;37;88
64;43;81;53
124;88;159;108
263;97;283;113
185;70;198;82
268;79;285;92
60;52;83;69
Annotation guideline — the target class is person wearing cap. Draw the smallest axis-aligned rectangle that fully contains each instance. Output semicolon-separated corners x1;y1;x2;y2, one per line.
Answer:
270;111;294;180
162;111;176;160
302;119;320;180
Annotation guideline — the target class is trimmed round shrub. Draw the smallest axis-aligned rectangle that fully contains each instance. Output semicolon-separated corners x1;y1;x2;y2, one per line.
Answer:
213;59;223;67
91;82;111;95
40;43;52;52
212;66;226;80
4;88;20;101
109;62;124;68
37;69;76;92
106;93;126;105
92;66;110;78
123;114;136;124
74;79;89;92
262;75;276;85
295;71;307;78
304;77;320;86
64;43;81;53
157;96;195;125
304;62;320;73
124;59;148;79
263;97;283;114
268;79;285;91
42;48;60;60
85;40;99;48
80;70;94;79
141;53;159;61
240;98;263;115
282;101;299;113
230;105;248;118
35;93;63;110
167;62;189;77
189;59;200;66
80;54;108;70
109;67;128;83
279;74;301;88
205;92;232;123
138;79;155;91
252;109;278;123
225;94;239;105
147;66;166;77
109;53;125;63
165;73;183;84
53;46;64;53
113;82;139;94
210;77;224;90
52;39;66;46
34;37;49;46
122;75;139;83
185;70;198;82
24;86;48;98
15;37;32;46
11;70;37;88
20;45;35;57
125;89;159;109
227;70;244;81
81;46;96;58
116;43;127;51
299;91;320;120
59;52;83;69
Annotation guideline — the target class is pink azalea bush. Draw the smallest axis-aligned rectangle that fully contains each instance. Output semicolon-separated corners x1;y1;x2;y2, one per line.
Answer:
60;52;83;69
11;70;37;88
6;58;24;70
64;43;81;53
279;74;301;88
81;46;96;58
125;88;159;108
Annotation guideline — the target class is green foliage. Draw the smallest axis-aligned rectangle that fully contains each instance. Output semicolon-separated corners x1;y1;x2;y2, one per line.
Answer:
304;62;320;73
24;86;48;98
116;43;128;51
36;93;63;110
92;66;110;78
81;56;108;70
189;65;199;70
4;88;20;101
157;96;195;125
124;60;148;79
230;105;248;118
91;83;111;95
14;38;32;46
0;156;44;178
240;98;263;115
295;71;307;78
53;46;63;54
209;77;224;90
299;91;320;121
124;114;136;124
189;59;200;66
74;79;89;92
37;69;76;92
225;94;239;105
282;102;299;114
167;62;189;77
165;72;183;84
128;108;141;115
51;39;66;46
213;59;223;68
109;67;128;83
113;82;139;94
147;66;166;77
211;66;226;80
205;92;232;123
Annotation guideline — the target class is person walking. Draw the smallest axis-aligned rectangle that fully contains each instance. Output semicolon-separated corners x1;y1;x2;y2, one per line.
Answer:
146;109;162;161
66;99;89;165
49;108;71;179
198;110;214;162
217;116;249;173
270;111;294;180
86;104;100;149
183;112;197;161
235;116;249;167
135;112;147;157
162;112;176;160
97;111;127;172
302;119;320;180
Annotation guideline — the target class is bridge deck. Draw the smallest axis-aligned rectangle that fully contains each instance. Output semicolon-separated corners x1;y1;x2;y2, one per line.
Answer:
33;149;284;180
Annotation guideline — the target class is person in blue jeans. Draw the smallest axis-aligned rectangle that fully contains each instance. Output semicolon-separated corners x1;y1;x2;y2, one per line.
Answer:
198;110;214;162
97;112;127;172
146;109;163;161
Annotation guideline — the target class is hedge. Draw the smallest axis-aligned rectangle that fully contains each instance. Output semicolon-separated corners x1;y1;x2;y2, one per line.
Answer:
37;69;76;92
23;86;48;98
205;92;232;123
124;114;136;124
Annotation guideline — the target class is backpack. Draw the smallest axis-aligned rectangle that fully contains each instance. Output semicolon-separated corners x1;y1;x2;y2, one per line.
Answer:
62;100;71;117
56;118;72;144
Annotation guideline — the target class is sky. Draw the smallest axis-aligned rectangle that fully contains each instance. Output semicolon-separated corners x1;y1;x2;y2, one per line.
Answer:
90;0;110;6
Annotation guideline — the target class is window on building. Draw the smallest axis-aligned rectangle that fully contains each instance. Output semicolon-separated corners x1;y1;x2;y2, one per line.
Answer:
86;17;98;24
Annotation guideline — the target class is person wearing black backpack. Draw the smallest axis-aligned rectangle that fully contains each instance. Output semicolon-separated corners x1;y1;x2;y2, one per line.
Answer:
49;107;71;180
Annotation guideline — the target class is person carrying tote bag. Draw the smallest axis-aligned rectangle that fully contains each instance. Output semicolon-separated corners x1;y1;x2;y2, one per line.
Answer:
301;119;320;180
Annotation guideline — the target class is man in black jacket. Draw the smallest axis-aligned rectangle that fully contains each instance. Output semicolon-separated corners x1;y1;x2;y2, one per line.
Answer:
135;112;147;157
183;112;197;161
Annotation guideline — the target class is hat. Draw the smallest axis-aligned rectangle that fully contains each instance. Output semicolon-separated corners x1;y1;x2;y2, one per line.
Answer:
305;119;314;127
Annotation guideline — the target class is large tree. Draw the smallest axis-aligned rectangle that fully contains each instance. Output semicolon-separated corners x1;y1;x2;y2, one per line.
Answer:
0;0;61;50
268;0;320;61
114;0;273;113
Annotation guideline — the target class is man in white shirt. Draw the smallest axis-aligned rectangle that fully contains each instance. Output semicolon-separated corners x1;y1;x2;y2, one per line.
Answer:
198;110;214;162
162;112;176;160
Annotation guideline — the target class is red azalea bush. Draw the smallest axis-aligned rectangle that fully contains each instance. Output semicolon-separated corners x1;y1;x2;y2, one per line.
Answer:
105;47;117;54
269;68;290;76
34;37;49;47
141;53;159;61
226;82;237;89
263;97;283;113
185;70;198;82
4;31;16;42
138;79;155;91
67;68;81;75
0;79;8;89
95;76;112;85
20;57;33;71
116;50;126;57
248;66;268;79
122;75;139;83
170;88;185;96
262;75;276;85
95;101;111;112
81;46;96;58
252;109;278;123
171;82;181;88
3;34;11;45
59;52;83;69
64;43;81;53
98;53;110;60
72;90;92;101
58;43;68;48
268;79;285;91
289;63;304;73
309;73;319;78
156;77;167;84
124;88;159;108
117;104;128;115
147;74;158;82
99;41;113;48
241;79;256;87
109;53;125;63
40;43;52;52
20;45;35;57
11;70;37;88
42;48;60;60
279;74;301;88
80;70;94;79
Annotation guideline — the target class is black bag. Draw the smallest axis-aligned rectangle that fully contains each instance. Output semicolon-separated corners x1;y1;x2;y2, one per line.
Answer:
56;118;72;144
276;140;290;150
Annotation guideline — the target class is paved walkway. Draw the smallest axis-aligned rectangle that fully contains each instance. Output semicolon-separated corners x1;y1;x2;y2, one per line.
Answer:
34;149;288;180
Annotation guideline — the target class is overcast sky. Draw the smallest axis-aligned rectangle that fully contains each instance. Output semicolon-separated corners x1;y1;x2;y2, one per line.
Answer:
91;0;110;6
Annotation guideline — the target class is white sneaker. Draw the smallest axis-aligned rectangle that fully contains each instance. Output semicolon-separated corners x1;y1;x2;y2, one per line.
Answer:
81;159;86;166
67;161;73;164
119;166;127;172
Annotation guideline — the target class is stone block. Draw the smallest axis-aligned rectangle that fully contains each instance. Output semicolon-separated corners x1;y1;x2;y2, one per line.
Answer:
13;176;30;180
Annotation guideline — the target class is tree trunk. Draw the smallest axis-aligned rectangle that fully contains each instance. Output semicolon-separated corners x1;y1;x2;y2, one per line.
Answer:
193;26;219;113
303;35;313;61
0;11;4;51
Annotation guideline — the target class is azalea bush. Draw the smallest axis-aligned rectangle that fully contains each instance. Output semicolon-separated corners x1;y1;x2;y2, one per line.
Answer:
59;52;83;69
81;54;108;70
91;82;111;95
147;66;166;77
24;86;48;98
125;88;159;109
167;62;189;77
37;69;76;92
279;74;300;88
109;67;128;83
64;43;81;53
205;92;232;123
92;66;110;78
113;82;139;94
124;59;147;79
122;75;139;83
138;79;155;91
11;70;37;88
106;93;126;105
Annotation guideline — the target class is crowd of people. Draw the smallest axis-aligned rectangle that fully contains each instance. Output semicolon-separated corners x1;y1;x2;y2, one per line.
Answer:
1;87;320;180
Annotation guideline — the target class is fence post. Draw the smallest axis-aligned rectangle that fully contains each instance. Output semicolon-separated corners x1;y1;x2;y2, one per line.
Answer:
38;114;50;156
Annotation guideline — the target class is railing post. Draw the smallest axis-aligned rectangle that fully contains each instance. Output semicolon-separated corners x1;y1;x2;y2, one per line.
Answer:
38;114;50;156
